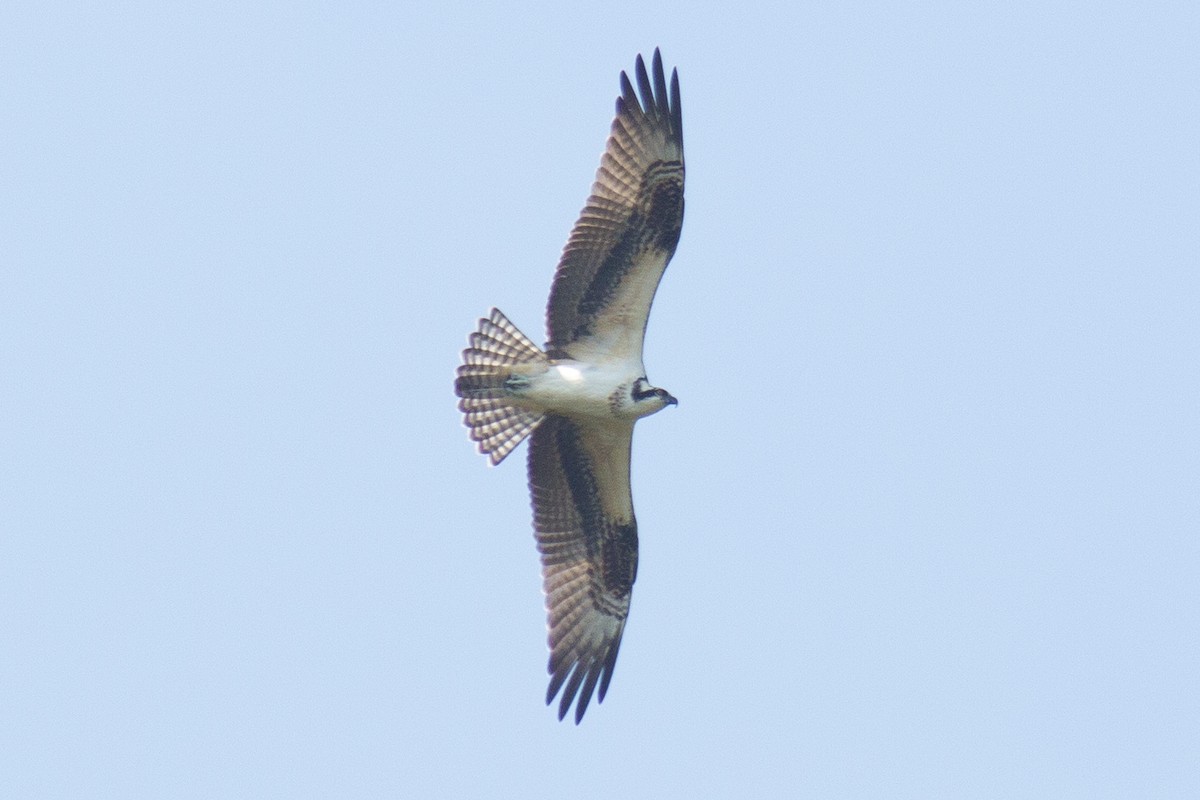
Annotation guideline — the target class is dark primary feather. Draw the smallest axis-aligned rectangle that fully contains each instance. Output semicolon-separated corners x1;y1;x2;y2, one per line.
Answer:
545;49;685;361
528;415;638;723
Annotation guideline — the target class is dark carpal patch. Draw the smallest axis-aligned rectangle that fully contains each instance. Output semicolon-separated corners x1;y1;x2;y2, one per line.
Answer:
602;521;639;593
648;173;684;251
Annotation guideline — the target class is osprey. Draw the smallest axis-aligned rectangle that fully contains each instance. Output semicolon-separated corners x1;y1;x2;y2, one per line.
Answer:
455;50;684;723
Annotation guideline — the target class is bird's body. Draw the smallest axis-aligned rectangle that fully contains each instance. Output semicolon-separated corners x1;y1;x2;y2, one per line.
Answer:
507;359;668;422
454;49;684;723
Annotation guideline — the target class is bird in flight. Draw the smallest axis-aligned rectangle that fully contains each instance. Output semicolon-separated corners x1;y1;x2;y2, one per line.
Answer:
454;49;685;723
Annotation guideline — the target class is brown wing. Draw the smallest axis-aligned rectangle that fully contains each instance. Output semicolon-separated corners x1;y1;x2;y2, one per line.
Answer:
545;49;685;363
528;414;639;723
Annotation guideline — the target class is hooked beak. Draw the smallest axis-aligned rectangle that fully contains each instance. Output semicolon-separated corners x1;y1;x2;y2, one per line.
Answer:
664;392;678;407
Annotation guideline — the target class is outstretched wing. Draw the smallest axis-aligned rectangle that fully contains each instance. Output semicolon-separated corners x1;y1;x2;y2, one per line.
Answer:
546;49;684;363
528;415;639;723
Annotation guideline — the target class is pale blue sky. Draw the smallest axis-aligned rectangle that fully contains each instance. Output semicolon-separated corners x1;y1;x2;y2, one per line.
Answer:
3;1;1198;797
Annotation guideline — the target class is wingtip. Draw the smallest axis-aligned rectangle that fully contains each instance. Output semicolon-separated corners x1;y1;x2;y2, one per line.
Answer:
618;69;636;114
615;50;681;130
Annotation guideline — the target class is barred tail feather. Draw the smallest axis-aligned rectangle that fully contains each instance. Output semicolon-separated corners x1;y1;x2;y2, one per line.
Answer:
460;402;542;465
455;308;546;465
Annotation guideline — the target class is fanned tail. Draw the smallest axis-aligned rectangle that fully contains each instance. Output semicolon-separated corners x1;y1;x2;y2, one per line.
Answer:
455;308;546;465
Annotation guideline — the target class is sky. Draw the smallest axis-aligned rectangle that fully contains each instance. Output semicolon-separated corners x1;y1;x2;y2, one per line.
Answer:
2;1;1198;797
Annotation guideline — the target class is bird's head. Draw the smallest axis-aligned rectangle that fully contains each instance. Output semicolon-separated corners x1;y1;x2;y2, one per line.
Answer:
626;377;677;418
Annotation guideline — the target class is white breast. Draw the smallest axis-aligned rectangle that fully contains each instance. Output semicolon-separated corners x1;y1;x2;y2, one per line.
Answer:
514;359;639;420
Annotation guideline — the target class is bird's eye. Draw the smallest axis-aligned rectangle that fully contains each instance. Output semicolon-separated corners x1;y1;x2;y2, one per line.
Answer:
631;379;656;401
